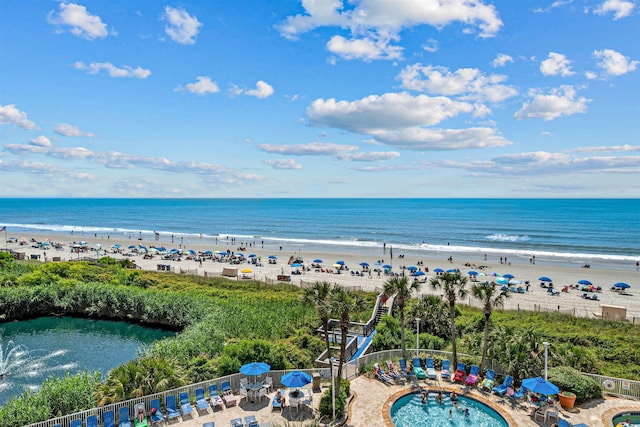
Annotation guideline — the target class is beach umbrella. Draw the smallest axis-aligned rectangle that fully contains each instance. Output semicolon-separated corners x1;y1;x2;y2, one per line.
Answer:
467;270;478;276
237;253;245;257
214;250;226;254
383;264;392;269
434;268;444;273
313;258;322;263
447;269;457;273
332;264;342;269
539;276;552;282
128;245;136;249
248;254;257;258
241;268;252;273
490;272;501;276
239;362;271;381
613;282;630;289
268;255;278;259
280;371;312;390
291;263;303;268
578;279;592;285
188;249;196;255
407;266;418;271
335;260;345;265
509;279;522;285
413;271;425;276
495;277;509;285
360;262;370;267
521;377;559;396
503;273;515;279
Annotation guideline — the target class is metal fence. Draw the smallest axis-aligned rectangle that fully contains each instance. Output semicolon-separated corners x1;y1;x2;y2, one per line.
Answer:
581;373;640;399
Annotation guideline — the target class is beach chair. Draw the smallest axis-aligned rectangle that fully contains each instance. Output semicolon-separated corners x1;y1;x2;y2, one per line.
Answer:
86;415;98;427
195;387;209;412
385;360;404;382
272;389;284;411
399;358;411;377
453;362;466;383
133;403;147;427
149;398;164;425
245;415;259;427
203;423;215;427
558;419;572;427
221;381;237;407
373;363;393;384
425;358;437;380
440;359;451;380
70;420;82;427
492;375;513;396
209;384;224;410
465;365;480;386
103;410;115;427
480;369;495;390
165;395;181;420
179;391;193;417
508;386;526;402
230;419;243;427
118;406;132;427
412;357;426;379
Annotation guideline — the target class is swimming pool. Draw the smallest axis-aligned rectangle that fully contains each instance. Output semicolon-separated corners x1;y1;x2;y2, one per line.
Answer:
391;392;509;427
613;412;640;427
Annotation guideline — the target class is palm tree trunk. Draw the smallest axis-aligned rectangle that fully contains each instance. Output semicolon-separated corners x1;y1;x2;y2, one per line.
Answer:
337;324;347;380
323;317;331;359
481;313;490;371
399;311;406;357
450;302;457;367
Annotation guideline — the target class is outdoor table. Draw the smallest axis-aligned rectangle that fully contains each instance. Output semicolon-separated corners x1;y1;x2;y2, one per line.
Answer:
247;381;263;402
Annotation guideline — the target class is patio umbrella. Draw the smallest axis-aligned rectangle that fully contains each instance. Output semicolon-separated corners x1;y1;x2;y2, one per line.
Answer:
280;371;312;390
434;268;444;273
467;270;478;276
578;279;592;285
521;377;559;395
613;282;630;289
407;266;418;271
239;362;271;379
503;273;515;279
539;276;552;282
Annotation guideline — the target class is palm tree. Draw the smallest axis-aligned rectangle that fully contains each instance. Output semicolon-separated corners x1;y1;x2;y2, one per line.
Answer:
303;281;333;360
329;286;366;380
408;294;450;339
472;281;509;371
430;272;468;368
383;276;420;357
488;326;543;385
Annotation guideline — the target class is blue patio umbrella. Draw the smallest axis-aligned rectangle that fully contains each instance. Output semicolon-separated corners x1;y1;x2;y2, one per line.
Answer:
383;264;392;269
280;371;312;389
521;377;559;395
468;270;478;276
407;266;418;271
360;262;370;267
239;362;271;377
578;279;592;285
503;274;515;279
413;271;425;276
434;268;444;273
539;276;552;282
336;260;345;265
613;282;630;289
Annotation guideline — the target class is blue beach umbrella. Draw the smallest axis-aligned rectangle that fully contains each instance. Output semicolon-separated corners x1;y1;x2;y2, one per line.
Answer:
407;266;418;271
268;255;277;259
539;276;552;282
434;268;444;273
447;269;457;273
383;264;392;269
495;277;509;285
467;270;478;276
280;371;312;389
204;250;213;255
291;263;303;268
248;254;257;258
521;377;559;396
313;258;323;263
613;282;630;289
336;260;345;265
413;271;425;276
128;245;136;249
503;273;515;279
360;262;370;267
578;279;592;285
239;362;271;377
237;253;245;257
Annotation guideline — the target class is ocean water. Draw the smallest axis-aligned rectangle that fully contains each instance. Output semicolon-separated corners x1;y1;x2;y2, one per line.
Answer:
0;198;638;266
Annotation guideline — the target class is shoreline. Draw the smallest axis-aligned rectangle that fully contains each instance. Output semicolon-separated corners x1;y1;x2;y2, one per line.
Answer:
4;231;640;319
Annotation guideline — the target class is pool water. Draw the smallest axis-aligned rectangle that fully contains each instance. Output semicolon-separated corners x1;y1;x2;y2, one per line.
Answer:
613;412;640;427
391;392;508;427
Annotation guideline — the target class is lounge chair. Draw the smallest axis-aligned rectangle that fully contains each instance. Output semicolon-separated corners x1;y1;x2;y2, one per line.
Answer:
230;419;243;427
492;375;513;396
508;386;526;401
399;358;411;377
209;384;224;410
385;360;404;381
425;358;437;380
70;420;82;427
133;403;147;427
245;415;259;427
179;391;193;417
558;419;572;427
480;369;495;390
412;357;426;379
453;362;466;383
272;389;284;411
373;363;393;384
149;398;164;425
119;406;132;427
222;381;237;407
86;415;98;427
165;395;181;420
440;359;451;380
103;410;115;427
203;423;215;427
465;365;480;386
195;387;209;412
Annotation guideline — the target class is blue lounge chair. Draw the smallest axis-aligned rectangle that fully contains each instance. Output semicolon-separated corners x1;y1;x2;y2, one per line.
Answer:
453;362;466;383
86;415;98;427
465;365;480;386
440;359;451;380
412;357;426;379
119;406;132;427
195;387;209;411
165;395;181;420
103;410;115;427
179;391;193;417
480;369;495;390
230;419;243;427
558;420;572;427
203;423;215;427
492;375;513;396
399;358;411;377
209;384;224;410
425;358;437;379
70;420;82;427
245;415;258;427
374;362;393;384
222;381;237;407
149;398;164;425
272;389;284;411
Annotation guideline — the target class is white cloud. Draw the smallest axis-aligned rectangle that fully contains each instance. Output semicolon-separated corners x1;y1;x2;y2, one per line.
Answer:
592;49;639;76
74;61;151;79
397;64;517;103
422;38;439;53
0;159;68;174
258;142;358;156
492;53;513;67
514;86;590;121
540;52;575;76
245;81;275;99
55;123;95;137
571;144;640;153
326;34;403;61
48;2;109;40
371;127;511;150
264;158;303;169
163;6;202;45
337;151;401;161
593;0;635;19
177;76;220;95
30;136;52;147
0;104;38;130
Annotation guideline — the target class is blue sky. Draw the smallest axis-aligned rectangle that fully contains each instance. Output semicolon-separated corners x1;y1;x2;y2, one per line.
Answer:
1;0;638;198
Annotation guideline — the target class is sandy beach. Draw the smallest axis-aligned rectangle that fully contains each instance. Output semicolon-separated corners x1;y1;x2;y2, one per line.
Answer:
4;232;640;320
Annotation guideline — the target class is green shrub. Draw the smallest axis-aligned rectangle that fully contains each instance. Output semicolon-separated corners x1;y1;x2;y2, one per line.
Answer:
418;333;445;350
319;379;350;419
548;366;601;404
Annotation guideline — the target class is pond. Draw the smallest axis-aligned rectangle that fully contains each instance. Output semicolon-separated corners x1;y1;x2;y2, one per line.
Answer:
0;316;175;406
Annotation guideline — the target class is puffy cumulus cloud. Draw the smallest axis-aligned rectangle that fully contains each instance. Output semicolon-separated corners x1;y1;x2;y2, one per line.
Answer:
540;52;575;76
326;33;403;61
263;158;303;169
336;151;401;161
163;6;202;45
176;76;220;95
74;61;151;79
30;136;52;147
492;53;513;68
245;81;275;99
593;0;635;19
514;86;590;121
55;123;95;137
48;2;109;40
0;104;38;130
592;49;639;76
258;142;359;156
371;127;511;150
397;64;517;103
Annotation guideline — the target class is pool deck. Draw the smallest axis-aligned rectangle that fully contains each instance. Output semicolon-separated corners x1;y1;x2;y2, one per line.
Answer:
164;375;638;427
